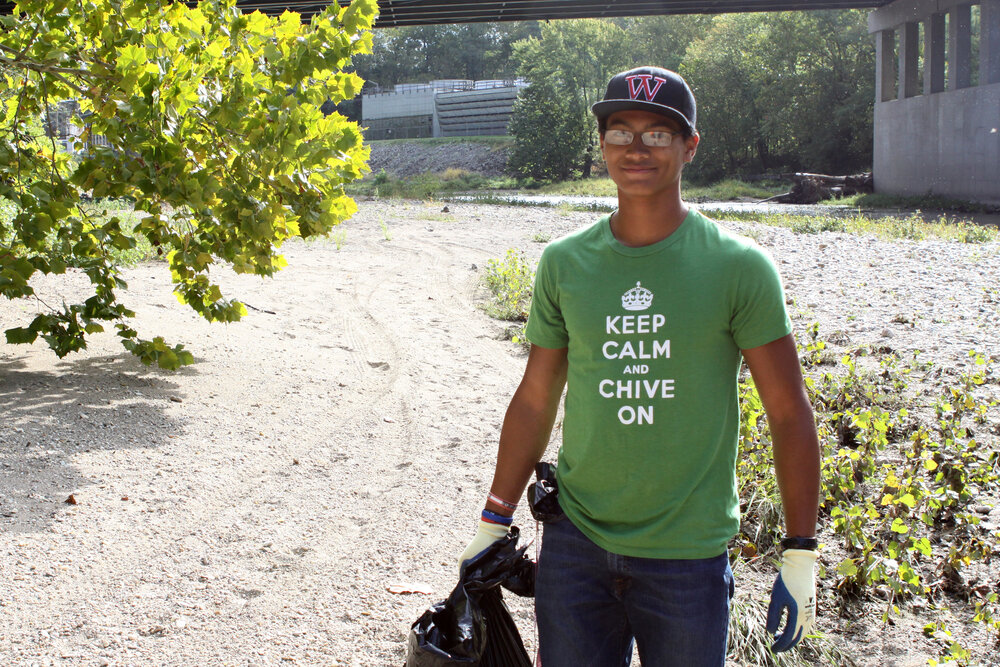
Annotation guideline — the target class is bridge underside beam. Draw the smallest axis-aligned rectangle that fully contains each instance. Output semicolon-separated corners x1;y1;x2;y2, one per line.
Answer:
233;0;893;27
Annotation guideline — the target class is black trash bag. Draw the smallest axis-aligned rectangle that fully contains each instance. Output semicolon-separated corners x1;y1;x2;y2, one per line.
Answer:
406;526;534;667
527;462;562;523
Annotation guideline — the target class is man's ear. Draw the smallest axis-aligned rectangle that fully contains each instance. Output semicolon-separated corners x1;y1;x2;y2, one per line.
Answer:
684;131;700;163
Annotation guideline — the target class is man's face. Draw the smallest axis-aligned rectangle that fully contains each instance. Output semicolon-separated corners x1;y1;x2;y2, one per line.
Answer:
600;110;699;198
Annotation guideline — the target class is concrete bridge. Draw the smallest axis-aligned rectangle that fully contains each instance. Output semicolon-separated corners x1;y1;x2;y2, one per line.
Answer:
869;1;999;202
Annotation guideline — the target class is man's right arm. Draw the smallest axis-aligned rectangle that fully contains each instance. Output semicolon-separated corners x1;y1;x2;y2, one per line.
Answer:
458;344;567;568
486;343;569;513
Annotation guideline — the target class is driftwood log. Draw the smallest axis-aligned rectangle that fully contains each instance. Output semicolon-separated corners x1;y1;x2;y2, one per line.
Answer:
761;172;874;205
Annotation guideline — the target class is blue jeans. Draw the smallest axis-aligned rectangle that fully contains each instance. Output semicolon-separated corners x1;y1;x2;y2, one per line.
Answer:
536;517;734;667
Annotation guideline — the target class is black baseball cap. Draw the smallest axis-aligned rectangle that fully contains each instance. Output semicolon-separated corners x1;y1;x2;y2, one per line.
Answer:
592;66;696;135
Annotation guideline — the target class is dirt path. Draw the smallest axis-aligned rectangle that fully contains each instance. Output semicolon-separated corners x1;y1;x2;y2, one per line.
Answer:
2;200;999;666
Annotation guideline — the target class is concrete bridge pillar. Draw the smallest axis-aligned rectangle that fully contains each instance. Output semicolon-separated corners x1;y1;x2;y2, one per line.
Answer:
869;0;1000;203
949;3;972;90
925;12;946;94
984;0;1000;84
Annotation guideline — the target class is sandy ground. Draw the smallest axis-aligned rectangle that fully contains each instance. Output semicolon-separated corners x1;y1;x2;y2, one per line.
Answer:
1;200;999;666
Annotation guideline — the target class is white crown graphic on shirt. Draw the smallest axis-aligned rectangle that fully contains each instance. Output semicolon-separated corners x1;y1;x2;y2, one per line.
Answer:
621;282;653;311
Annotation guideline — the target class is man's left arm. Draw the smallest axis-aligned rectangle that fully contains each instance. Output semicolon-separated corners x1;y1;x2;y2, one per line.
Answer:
742;333;821;652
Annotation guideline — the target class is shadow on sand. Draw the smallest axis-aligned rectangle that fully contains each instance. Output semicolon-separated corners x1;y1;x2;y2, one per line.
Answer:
0;351;197;534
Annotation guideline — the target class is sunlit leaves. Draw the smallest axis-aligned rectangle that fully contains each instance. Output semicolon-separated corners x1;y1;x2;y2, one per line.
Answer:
1;0;376;368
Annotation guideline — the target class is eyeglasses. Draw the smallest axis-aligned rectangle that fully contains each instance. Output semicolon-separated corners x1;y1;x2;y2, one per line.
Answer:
604;129;681;147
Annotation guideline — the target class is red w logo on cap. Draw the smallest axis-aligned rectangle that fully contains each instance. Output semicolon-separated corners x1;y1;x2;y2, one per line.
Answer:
626;74;667;101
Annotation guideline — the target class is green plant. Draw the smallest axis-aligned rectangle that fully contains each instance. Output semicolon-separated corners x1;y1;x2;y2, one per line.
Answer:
330;230;347;250
798;322;835;367
925;620;974;666
886;211;928;241
379;219;392;241
972;593;1000;650
482;249;534;323
531;232;551;243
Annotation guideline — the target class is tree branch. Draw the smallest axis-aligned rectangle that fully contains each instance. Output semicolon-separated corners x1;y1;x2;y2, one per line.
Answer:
0;52;110;80
47;70;90;97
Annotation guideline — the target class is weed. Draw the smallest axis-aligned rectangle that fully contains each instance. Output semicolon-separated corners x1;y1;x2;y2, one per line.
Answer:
482;249;534;323
531;232;551;243
440;167;470;181
330;230;346;250
379;219;392;241
799;322;836;367
925;620;975;666
417;212;454;222
886;212;927;241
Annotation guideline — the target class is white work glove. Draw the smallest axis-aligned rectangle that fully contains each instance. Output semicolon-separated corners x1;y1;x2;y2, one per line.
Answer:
766;549;818;652
457;520;509;571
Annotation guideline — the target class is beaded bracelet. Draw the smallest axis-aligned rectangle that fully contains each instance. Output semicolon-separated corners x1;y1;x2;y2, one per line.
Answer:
487;492;518;511
482;509;513;526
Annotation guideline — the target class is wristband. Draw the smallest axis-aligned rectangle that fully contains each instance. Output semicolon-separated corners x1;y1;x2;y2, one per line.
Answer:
780;536;818;551
481;509;513;526
487;492;518;511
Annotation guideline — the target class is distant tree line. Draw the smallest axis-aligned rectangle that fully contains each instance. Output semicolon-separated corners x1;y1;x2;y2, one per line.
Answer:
352;11;875;183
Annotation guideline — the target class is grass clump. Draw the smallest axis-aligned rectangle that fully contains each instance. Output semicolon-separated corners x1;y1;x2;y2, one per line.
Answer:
534;177;784;202
688;179;786;201
482;248;534;343
348;170;519;199
824;191;1000;215
714;209;999;244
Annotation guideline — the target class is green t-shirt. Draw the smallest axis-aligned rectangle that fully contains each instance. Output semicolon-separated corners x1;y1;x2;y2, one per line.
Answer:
525;209;791;559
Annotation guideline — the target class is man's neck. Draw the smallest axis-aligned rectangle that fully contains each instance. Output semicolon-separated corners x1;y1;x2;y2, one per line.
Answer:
610;193;689;248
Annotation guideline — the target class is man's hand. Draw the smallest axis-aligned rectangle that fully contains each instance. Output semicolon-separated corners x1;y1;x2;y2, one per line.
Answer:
457;520;509;571
766;549;818;652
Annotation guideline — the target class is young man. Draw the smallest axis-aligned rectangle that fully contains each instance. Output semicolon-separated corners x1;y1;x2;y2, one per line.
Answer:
460;66;821;666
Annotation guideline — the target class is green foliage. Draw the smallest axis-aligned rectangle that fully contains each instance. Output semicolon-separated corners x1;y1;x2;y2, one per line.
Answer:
507;19;629;181
507;81;591;182
355;12;879;182
0;0;377;368
737;329;999;654
682;11;874;181
353;22;539;89
481;249;534;341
